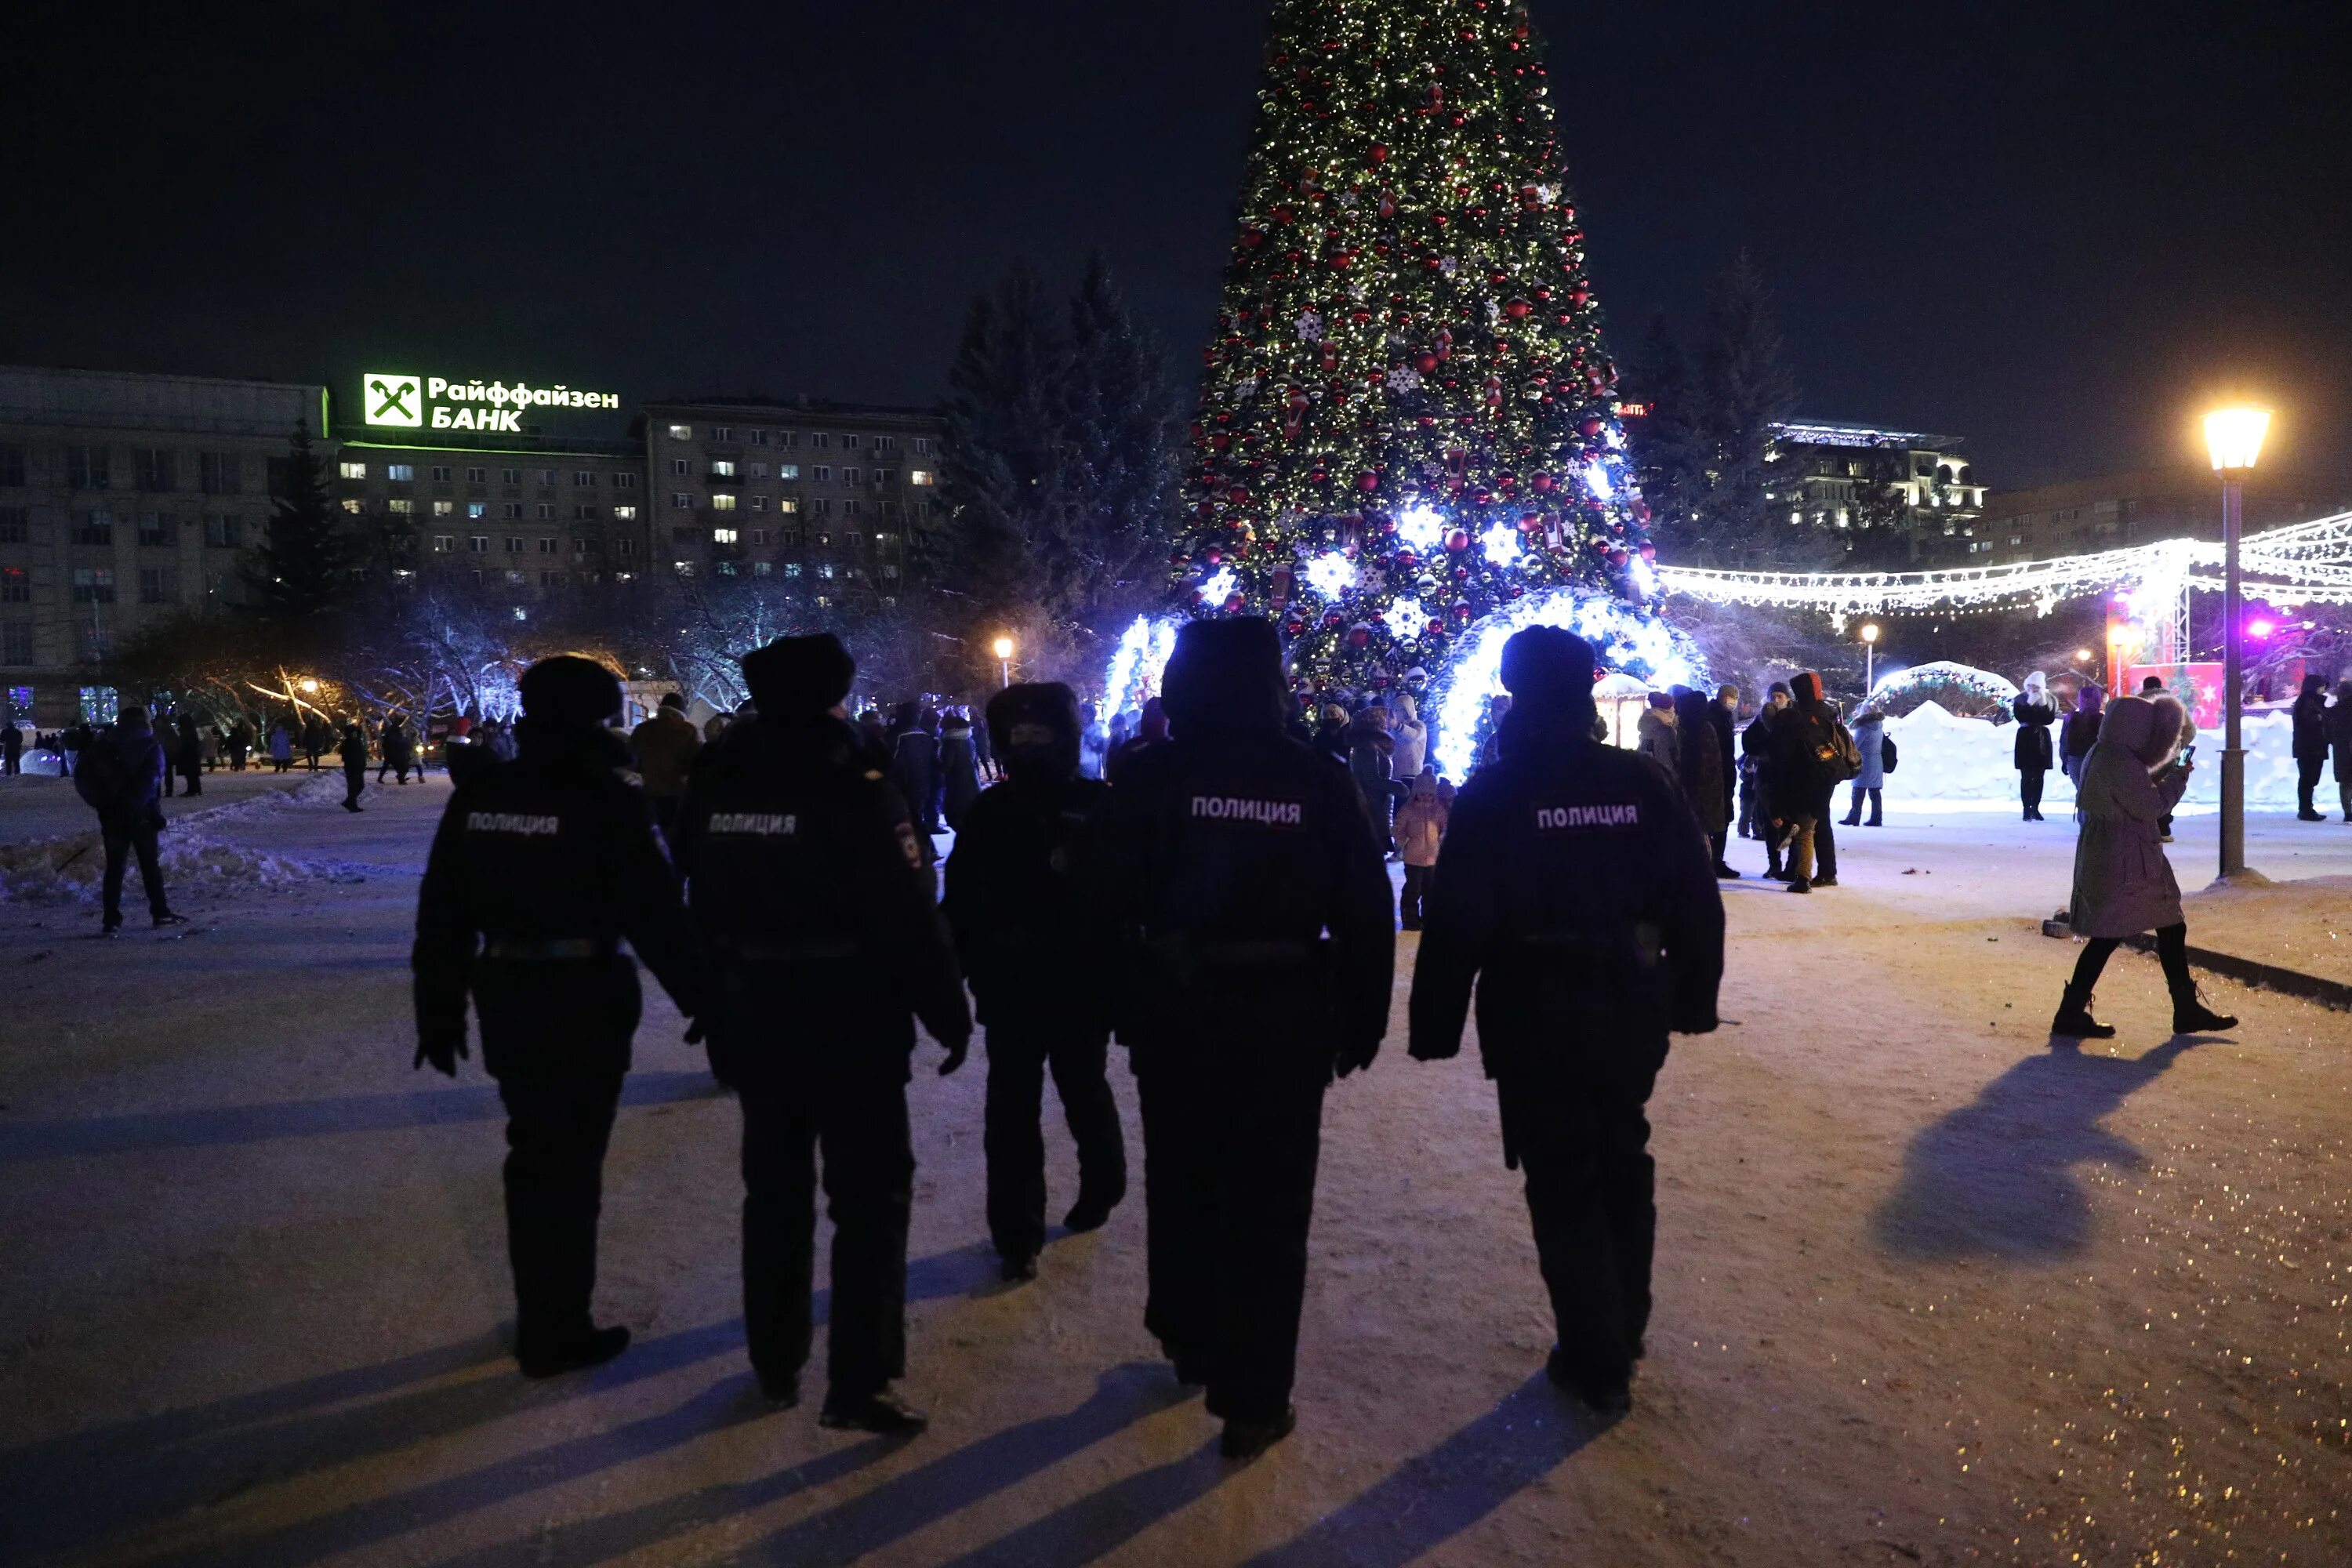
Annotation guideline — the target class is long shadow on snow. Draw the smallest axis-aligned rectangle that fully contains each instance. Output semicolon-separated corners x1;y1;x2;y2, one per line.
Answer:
0;1070;723;1162
1871;1037;2198;1261
0;1245;998;1564
423;1361;1191;1568
1237;1374;1612;1567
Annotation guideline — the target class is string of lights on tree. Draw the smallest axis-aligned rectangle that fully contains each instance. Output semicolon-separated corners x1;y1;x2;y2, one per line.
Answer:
1171;0;1658;691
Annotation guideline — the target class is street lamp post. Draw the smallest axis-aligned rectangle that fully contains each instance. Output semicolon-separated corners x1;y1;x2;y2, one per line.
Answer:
1859;622;1880;696
991;635;1014;690
2204;406;2270;880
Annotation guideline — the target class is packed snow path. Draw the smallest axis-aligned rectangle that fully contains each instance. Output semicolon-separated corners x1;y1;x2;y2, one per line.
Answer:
2;775;2347;1566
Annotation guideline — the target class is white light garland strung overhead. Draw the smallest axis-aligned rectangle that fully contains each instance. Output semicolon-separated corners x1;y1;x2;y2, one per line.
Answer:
1654;509;2352;615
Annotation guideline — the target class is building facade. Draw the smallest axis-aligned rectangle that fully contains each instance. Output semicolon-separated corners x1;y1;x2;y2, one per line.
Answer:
1973;466;2352;566
0;366;327;725
1764;421;1988;564
641;398;944;608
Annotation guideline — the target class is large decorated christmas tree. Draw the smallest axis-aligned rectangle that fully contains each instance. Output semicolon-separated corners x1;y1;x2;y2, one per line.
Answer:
1174;0;1656;693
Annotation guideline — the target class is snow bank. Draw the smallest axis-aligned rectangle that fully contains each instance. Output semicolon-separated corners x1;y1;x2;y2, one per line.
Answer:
1880;701;2306;811
0;820;374;908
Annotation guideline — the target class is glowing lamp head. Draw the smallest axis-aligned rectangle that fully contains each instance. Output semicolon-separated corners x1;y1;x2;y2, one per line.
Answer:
2203;406;2270;472
298;677;319;693
991;637;1014;661
2245;616;2275;640
1859;624;1880;644
2073;648;2093;662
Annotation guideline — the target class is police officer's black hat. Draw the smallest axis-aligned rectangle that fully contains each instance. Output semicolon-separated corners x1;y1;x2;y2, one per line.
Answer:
986;682;1081;771
741;633;855;719
1497;626;1597;710
519;656;623;730
1163;617;1287;734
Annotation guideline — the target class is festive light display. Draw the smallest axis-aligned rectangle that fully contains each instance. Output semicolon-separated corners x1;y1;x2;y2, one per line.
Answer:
1102;615;1182;719
1171;0;1656;690
1431;584;1708;778
1864;661;2021;710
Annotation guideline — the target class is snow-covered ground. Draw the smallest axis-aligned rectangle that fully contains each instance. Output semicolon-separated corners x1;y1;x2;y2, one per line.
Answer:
2;773;2349;1566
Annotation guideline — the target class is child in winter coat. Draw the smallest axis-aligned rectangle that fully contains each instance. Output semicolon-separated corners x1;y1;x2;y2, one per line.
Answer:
1394;768;1450;931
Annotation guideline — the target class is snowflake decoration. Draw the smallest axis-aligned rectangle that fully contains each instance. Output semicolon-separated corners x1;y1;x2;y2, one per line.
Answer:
1335;191;1358;208
1303;550;1356;598
1383;597;1429;641
1536;183;1558;204
1386;364;1424;394
1296;310;1324;343
1479;521;1520;566
1231;376;1260;403
1483;297;1503;325
1438;256;1458;278
1396;503;1446;551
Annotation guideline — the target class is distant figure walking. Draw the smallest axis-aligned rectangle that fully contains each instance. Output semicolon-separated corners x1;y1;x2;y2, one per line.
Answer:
378;714;416;785
1840;706;1886;828
2328;679;2352;823
339;721;368;811
268;720;294;773
630;692;702;839
2292;672;2331;821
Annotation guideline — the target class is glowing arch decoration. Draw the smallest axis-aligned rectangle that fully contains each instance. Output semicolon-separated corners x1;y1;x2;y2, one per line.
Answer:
1864;660;2020;710
1432;586;1710;779
1102;615;1184;718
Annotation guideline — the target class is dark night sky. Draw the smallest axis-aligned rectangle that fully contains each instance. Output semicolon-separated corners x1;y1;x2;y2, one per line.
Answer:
8;1;2349;488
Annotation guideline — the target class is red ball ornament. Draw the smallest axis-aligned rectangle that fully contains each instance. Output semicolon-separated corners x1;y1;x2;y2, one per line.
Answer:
1227;486;1250;505
1414;351;1439;373
1356;470;1381;493
1203;546;1223;564
1530;471;1555;493
1445;528;1471;553
1579;418;1604;437
1225;592;1247;613
1240;229;1267;249
1570;287;1591;307
1519;512;1544;532
1346;623;1373;650
1323;610;1346;629
1504;297;1533;320
1369;143;1389;165
1639;543;1658;561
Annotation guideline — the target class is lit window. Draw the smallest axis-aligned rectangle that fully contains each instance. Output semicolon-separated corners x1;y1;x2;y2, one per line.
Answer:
433;500;453;516
613;505;637;521
752;560;773;575
387;464;415;482
342;499;363;514
818;561;836;579
711;460;737;478
710;493;737;512
506;570;526;585
713;527;739;544
667;424;691;439
339;462;367;480
779;498;800;515
673;560;695;575
778;463;800;481
783;561;802;578
468;502;486;519
388;499;414;514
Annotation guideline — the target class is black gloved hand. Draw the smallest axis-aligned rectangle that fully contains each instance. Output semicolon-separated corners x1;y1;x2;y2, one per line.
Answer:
415;1030;467;1076
938;1035;970;1076
1406;1032;1460;1063
1334;1036;1381;1079
683;1015;706;1046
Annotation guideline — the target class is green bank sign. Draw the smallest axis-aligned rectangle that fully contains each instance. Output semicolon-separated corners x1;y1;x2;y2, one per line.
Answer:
361;372;621;432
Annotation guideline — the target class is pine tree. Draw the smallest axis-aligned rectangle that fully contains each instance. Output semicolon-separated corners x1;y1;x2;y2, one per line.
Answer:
1060;255;1181;626
245;422;358;630
1692;250;1800;566
1174;0;1653;691
1625;311;1706;558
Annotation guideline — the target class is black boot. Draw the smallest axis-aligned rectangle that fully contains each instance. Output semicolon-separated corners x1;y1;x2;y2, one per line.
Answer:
2172;993;2238;1034
2049;985;2115;1040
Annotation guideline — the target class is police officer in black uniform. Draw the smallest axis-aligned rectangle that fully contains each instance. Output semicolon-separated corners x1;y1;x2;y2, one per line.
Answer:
1093;617;1393;1459
942;682;1124;1282
412;656;707;1378
670;634;971;1434
1408;627;1724;1415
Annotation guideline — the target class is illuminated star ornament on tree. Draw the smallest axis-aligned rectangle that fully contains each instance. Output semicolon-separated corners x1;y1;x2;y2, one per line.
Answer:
1171;0;1657;691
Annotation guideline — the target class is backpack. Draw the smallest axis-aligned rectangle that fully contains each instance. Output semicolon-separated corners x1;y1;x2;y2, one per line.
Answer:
1881;735;1898;775
72;731;132;815
1819;720;1864;783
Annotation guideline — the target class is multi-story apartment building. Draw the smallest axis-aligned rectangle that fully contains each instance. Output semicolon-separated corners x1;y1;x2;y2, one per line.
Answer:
0;366;326;725
641;398;945;608
1973;466;2352;565
1764;421;1988;563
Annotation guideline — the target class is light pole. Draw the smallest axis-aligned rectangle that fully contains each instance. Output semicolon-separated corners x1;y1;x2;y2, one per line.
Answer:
2204;405;2270;880
1859;622;1880;697
991;635;1014;690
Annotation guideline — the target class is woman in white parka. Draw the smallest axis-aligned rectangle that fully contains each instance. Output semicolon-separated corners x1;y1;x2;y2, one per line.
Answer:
2052;692;2237;1039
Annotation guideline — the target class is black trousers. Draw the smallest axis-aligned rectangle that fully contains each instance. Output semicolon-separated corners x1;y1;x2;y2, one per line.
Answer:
739;1075;913;1397
2068;922;2194;1004
179;753;201;795
100;819;166;924
1399;863;1432;927
343;764;365;807
1809;787;1839;878
984;1022;1126;1262
475;959;637;1357
2299;755;2326;814
2020;767;2045;817
1500;1073;1658;1382
1133;1050;1327;1424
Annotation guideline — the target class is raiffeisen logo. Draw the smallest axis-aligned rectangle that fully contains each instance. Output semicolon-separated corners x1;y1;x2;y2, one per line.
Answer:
364;372;423;427
361;373;622;431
